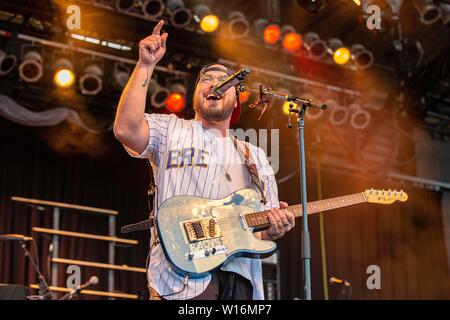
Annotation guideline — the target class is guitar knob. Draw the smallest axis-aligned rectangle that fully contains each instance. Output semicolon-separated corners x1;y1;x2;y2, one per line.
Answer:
212;248;216;255
187;252;194;260
205;248;211;256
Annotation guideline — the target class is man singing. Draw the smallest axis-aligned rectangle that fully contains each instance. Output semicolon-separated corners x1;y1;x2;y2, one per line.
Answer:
114;20;295;300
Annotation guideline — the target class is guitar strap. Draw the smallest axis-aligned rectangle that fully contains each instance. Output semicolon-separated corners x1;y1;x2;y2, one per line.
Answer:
231;136;267;205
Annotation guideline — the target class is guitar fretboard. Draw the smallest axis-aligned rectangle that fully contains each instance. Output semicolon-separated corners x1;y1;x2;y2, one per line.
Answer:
244;192;367;229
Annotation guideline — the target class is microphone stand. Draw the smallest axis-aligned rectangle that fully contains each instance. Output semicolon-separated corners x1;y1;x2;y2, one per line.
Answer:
239;84;327;300
19;240;54;300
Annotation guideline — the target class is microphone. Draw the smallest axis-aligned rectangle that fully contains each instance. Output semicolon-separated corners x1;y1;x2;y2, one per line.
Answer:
329;277;351;287
308;101;328;110
60;276;99;300
0;234;33;242
212;67;250;97
78;276;99;290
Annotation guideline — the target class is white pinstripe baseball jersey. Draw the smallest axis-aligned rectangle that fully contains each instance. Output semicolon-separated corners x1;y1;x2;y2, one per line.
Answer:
124;113;280;300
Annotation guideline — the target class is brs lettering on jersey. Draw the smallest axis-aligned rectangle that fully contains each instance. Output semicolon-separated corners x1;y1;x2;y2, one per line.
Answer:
166;148;209;169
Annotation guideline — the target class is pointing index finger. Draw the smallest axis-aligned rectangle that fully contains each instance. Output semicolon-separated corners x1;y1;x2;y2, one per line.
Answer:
152;20;164;35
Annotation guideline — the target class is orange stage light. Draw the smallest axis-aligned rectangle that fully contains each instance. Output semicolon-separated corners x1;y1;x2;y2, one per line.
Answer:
165;93;185;113
239;91;251;103
263;24;281;45
282;32;302;52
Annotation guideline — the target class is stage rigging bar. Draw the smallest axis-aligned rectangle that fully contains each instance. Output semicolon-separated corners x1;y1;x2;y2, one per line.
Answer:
32;227;138;245
51;258;146;273
29;284;139;300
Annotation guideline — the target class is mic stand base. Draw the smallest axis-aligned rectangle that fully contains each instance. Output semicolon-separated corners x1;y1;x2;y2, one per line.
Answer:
19;240;55;300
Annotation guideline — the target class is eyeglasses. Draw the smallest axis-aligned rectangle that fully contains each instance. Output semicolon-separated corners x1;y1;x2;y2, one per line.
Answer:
199;74;229;85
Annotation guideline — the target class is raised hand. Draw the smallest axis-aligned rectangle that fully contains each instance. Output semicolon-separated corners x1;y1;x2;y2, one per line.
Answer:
138;20;168;66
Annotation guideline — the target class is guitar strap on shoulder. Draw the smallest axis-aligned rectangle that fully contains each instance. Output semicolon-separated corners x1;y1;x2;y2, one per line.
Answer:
231;136;267;205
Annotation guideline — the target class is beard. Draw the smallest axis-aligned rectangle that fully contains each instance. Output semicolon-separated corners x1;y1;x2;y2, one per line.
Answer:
193;92;236;122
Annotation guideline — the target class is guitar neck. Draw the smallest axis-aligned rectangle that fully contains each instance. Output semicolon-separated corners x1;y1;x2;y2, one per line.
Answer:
244;192;368;229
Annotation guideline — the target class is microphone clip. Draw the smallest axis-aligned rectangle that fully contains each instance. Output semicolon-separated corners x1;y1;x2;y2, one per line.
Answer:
249;84;272;120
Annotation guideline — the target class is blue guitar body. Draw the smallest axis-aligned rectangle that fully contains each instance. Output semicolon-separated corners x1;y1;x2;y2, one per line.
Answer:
155;188;276;278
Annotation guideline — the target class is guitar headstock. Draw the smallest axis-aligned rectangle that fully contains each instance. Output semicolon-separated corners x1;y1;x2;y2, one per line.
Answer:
364;188;408;204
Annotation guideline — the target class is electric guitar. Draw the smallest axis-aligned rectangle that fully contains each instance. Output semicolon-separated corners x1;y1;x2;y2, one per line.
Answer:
156;188;408;278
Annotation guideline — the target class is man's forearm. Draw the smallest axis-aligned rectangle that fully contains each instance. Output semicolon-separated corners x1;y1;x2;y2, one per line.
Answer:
114;62;154;135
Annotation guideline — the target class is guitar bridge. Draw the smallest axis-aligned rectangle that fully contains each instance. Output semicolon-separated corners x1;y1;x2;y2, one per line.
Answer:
183;218;222;243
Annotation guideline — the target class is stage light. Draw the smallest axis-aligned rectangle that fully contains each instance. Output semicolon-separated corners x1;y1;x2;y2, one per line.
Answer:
166;93;184;112
277;86;293;115
253;19;267;36
54;58;75;88
414;0;442;25
148;78;170;108
54;69;75;88
329;101;349;126
0;50;17;76
228;11;250;39
142;0;164;19
351;44;374;69
194;4;219;33
303;32;327;59
166;83;186;113
282;26;302;53
283;101;296;115
441;3;450;25
253;19;281;45
167;0;192;28
350;104;371;130
264;24;281;45
116;0;135;12
333;47;351;65
239;90;251;103
296;0;331;13
18;51;43;83
327;38;350;65
200;15;219;33
79;64;103;96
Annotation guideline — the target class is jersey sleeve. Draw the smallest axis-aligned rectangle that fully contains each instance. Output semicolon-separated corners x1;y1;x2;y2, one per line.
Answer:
123;113;175;166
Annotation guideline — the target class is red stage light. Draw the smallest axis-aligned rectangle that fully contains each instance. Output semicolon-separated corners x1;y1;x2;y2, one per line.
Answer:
165;92;185;113
239;91;251;103
263;24;281;45
282;32;302;52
